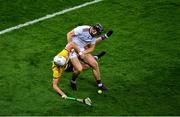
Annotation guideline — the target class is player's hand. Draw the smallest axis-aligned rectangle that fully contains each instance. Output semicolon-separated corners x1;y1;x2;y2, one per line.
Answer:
101;29;113;40
62;94;67;99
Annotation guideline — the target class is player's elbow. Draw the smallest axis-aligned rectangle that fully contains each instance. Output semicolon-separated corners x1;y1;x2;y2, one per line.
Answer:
52;85;59;92
91;48;95;52
52;82;58;90
52;83;56;88
67;32;71;37
88;47;95;53
67;32;71;42
67;31;74;39
90;45;95;52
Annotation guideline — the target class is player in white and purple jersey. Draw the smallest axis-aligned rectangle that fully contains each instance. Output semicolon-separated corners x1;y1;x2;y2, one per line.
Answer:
67;23;113;91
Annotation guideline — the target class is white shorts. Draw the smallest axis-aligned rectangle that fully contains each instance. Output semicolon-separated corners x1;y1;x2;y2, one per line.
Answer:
69;47;85;59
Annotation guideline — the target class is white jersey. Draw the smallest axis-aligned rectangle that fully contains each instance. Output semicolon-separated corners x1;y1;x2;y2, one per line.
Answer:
72;25;96;48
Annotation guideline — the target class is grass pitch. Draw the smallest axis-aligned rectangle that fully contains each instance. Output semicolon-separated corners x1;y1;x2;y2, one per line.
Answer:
0;0;179;116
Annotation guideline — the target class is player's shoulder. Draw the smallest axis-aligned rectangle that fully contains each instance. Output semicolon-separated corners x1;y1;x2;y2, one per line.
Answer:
77;25;90;28
76;25;90;31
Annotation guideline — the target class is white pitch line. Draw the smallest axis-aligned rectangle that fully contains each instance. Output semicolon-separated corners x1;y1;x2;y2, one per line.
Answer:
0;0;103;35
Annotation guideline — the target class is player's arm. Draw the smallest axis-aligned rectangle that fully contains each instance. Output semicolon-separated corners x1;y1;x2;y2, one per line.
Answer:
95;37;103;45
96;29;113;45
70;42;81;54
79;44;95;59
67;30;75;43
82;44;95;54
65;42;80;54
52;78;67;99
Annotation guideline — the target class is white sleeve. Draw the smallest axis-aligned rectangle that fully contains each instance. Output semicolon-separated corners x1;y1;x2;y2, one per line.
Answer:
73;26;83;35
91;37;96;45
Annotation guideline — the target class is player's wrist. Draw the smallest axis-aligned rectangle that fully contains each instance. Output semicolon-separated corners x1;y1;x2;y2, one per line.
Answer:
62;94;67;99
101;29;113;40
101;35;107;40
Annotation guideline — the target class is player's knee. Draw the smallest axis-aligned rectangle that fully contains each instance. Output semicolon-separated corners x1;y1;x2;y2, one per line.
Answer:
91;61;99;69
52;83;57;88
75;67;83;73
82;64;90;70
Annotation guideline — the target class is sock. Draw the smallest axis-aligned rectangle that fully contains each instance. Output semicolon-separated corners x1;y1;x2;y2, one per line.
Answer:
71;80;76;84
71;74;77;81
98;83;103;87
94;56;98;60
96;80;103;87
71;77;77;82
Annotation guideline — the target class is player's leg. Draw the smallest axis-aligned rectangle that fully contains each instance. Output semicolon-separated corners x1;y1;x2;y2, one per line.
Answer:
70;57;83;90
80;61;90;71
65;51;107;72
83;54;107;91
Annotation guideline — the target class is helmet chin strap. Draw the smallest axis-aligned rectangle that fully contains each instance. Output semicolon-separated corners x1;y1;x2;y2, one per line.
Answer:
90;32;96;37
89;27;94;37
89;27;97;37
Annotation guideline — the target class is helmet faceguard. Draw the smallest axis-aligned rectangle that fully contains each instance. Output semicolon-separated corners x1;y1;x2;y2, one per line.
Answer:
90;24;103;36
92;23;103;35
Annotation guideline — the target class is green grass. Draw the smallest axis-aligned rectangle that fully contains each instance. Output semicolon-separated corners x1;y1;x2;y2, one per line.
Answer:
0;0;92;30
0;0;180;115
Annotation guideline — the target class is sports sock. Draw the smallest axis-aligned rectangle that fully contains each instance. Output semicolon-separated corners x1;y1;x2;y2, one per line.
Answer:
98;83;103;87
96;80;103;87
94;56;98;60
71;73;78;82
71;77;77;82
71;79;76;84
